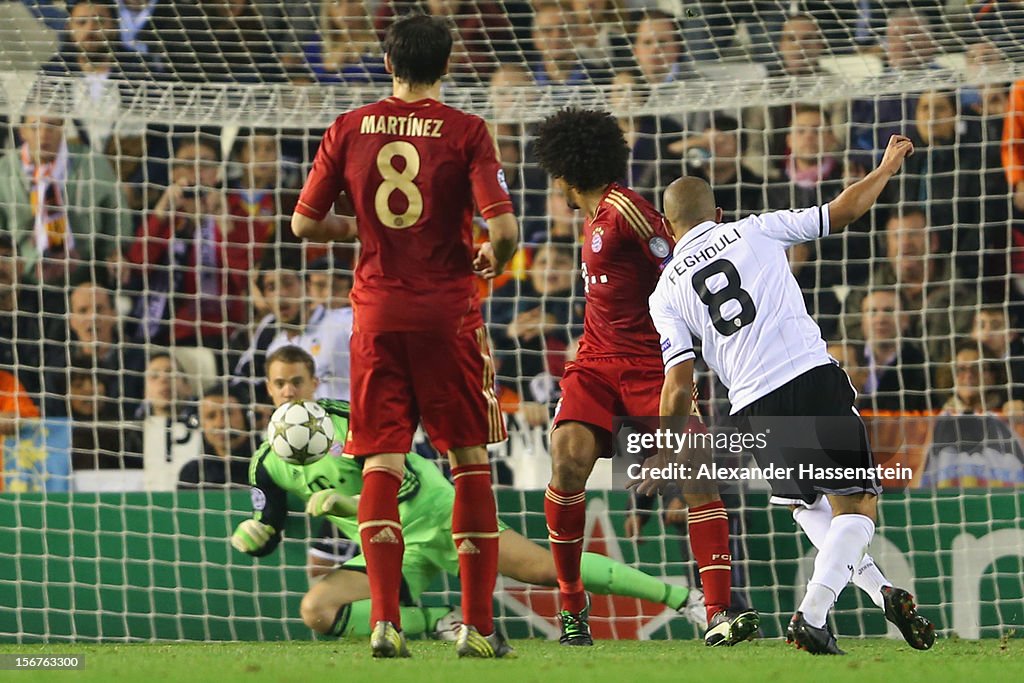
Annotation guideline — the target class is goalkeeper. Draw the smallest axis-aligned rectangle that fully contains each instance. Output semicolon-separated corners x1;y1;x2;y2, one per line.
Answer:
232;345;705;640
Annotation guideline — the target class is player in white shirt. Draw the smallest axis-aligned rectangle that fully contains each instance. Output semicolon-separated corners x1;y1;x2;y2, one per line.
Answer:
649;135;934;655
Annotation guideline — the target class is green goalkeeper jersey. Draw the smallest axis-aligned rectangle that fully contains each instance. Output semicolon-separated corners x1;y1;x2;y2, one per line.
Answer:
244;398;455;557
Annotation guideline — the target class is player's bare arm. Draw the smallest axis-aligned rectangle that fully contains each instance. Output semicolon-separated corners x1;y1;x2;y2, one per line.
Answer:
828;134;914;233
659;359;695;420
474;212;519;279
291;198;357;243
630;360;696;497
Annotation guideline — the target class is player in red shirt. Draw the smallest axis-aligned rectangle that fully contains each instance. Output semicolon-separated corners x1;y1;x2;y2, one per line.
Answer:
292;14;519;659
532;109;759;647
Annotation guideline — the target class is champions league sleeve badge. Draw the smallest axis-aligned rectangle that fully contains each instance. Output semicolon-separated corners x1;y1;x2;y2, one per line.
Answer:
649;236;670;258
251;487;267;511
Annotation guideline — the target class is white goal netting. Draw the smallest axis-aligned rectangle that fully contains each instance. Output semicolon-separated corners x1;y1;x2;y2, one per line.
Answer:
1;0;1023;643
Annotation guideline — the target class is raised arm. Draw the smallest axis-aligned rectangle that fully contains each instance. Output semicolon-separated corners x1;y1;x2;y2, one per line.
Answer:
828;134;914;233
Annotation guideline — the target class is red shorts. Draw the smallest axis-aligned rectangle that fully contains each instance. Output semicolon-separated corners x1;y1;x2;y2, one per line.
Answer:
346;326;506;456
553;354;704;436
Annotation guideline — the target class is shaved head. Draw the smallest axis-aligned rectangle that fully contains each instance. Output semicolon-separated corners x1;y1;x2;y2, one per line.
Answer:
663;177;718;237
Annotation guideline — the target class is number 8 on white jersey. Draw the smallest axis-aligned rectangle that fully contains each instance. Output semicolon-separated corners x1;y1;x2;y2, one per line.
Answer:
649;205;834;415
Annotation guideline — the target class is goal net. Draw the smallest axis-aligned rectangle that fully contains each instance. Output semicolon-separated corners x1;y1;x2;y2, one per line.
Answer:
1;0;1023;643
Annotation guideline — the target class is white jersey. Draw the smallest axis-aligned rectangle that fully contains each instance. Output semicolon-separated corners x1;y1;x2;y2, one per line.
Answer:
649;206;833;413
267;305;353;401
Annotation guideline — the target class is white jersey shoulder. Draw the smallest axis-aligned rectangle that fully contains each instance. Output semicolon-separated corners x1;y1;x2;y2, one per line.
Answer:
267;305;353;401
649;206;833;413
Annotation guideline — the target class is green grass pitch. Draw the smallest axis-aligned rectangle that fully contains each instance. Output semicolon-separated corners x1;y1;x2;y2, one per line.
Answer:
2;638;1021;683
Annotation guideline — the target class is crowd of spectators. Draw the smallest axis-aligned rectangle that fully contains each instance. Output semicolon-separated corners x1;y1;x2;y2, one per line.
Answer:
2;1;1024;488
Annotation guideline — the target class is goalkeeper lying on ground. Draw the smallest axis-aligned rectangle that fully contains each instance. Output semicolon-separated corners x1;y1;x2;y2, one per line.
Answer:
232;345;705;639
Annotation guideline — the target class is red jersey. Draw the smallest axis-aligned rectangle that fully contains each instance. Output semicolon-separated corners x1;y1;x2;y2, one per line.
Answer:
296;97;513;332
576;183;675;360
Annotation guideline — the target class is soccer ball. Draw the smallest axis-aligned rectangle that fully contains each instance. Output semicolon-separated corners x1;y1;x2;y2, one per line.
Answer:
267;400;335;465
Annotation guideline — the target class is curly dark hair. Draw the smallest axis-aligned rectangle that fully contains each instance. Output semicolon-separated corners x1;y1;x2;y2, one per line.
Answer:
533;108;629;192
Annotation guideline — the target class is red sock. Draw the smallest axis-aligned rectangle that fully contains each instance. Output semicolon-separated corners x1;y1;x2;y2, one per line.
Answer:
358;467;404;628
544;485;588;614
452;464;499;635
687;500;732;623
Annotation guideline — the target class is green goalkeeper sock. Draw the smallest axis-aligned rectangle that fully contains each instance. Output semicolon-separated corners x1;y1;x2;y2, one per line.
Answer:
328;600;451;637
580;551;690;610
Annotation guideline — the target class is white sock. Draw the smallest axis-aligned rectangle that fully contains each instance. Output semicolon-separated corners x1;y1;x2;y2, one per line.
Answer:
853;555;890;609
797;513;875;628
793;499;890;609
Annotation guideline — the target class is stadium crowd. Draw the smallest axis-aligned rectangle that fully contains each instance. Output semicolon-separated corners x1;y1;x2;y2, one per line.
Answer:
1;0;1024;489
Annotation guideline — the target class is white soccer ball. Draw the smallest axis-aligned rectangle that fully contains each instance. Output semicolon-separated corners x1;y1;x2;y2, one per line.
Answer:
267;400;335;466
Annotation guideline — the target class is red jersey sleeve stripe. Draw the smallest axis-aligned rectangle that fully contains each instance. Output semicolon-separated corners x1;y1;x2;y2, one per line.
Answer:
295;200;327;221
606;192;653;239
608;190;655;238
479;199;514;219
605;192;654;239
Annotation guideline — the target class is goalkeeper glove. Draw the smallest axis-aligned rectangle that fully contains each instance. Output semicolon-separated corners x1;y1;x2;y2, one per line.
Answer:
231;519;275;554
305;489;359;518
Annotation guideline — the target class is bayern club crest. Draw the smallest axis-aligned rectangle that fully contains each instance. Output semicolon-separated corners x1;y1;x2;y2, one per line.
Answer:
649;236;670;258
591;226;605;253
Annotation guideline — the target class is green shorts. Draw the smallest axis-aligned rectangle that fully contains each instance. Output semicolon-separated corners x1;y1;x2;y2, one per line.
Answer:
343;517;510;601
